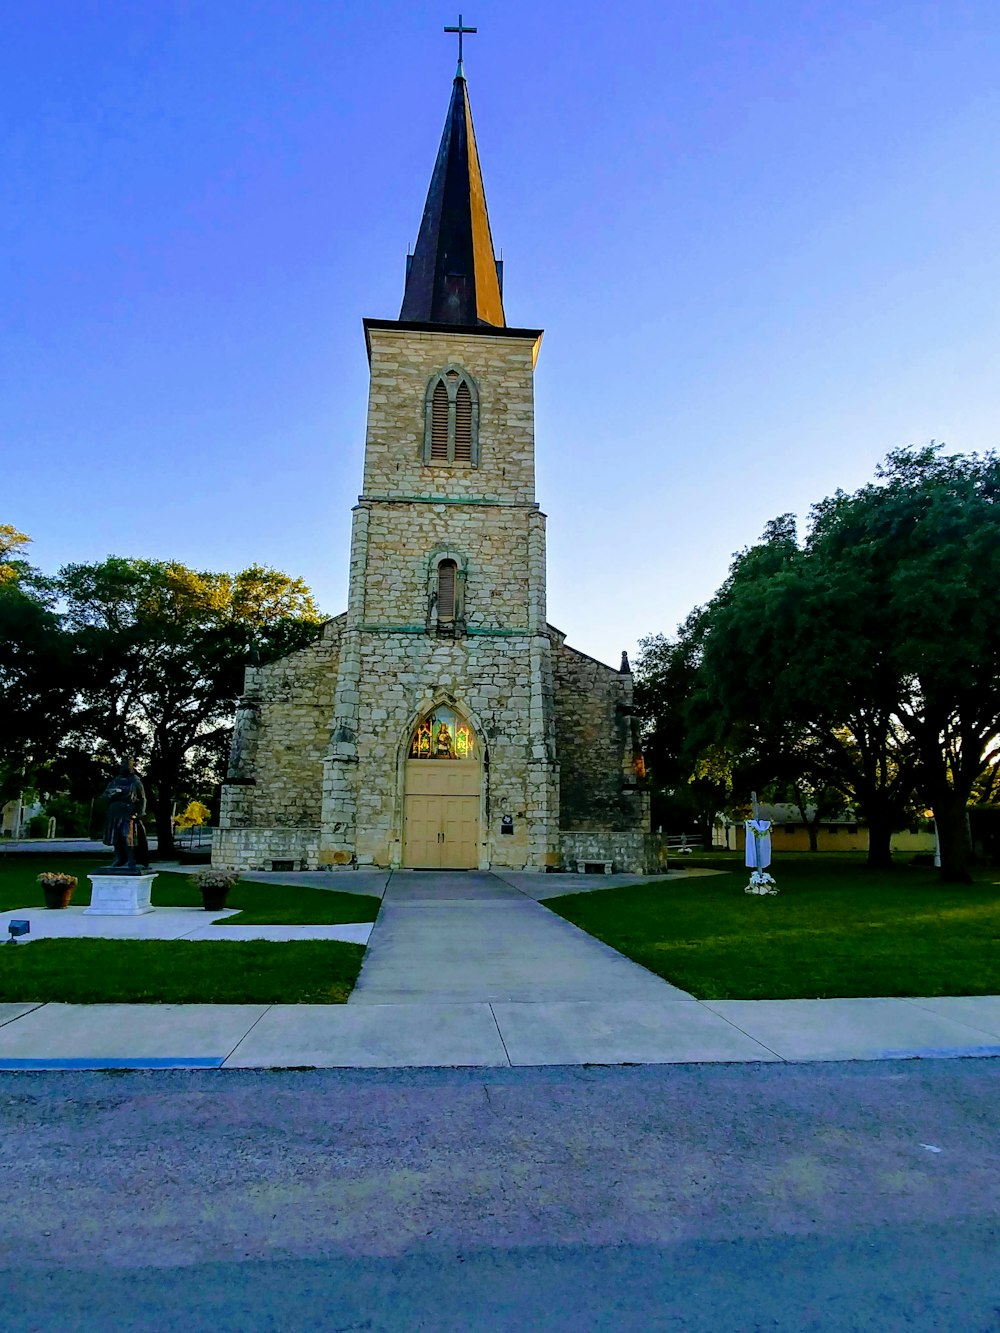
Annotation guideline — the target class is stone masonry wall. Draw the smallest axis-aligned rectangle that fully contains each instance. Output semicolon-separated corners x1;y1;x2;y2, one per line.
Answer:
213;826;320;872
336;629;558;870
558;832;672;875
217;616;343;845
559;830;648;874
363;327;540;504
550;632;647;834
362;504;533;630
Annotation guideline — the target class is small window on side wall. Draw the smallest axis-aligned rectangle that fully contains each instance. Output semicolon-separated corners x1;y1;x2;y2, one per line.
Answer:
437;559;457;622
424;367;479;465
427;550;467;637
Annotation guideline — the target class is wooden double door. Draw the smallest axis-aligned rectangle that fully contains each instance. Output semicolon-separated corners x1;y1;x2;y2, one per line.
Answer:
403;759;481;869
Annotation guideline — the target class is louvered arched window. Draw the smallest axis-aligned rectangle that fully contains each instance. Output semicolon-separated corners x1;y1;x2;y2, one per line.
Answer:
437;559;457;622
426;549;467;636
424;367;479;465
430;381;449;460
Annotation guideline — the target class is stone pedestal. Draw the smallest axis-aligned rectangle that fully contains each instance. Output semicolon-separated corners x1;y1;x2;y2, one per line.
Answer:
85;873;157;916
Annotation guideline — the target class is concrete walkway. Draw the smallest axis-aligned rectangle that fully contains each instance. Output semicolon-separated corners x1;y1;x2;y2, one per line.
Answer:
348;870;692;1004
0;905;373;946
2;869;1000;1069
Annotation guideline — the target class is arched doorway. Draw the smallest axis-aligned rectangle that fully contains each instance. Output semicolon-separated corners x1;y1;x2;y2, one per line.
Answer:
402;705;481;869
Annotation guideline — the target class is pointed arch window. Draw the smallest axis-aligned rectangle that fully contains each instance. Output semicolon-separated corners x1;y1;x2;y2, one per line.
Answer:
424;366;480;465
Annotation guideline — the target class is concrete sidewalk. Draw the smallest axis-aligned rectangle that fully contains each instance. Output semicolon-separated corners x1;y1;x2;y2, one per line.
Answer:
1;995;999;1070
0;905;373;946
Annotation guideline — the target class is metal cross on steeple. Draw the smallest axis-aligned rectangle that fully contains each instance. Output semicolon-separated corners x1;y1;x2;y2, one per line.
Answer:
444;14;477;69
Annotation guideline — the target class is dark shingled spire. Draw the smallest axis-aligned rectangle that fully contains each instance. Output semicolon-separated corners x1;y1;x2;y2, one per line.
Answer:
400;70;505;327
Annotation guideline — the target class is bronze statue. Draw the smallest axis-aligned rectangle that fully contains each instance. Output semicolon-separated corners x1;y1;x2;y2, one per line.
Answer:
102;760;151;872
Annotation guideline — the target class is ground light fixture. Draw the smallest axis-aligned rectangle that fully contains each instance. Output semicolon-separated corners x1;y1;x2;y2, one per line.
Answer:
8;920;29;941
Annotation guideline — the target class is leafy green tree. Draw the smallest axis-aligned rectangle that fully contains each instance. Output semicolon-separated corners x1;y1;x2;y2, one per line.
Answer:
633;626;699;820
688;509;920;869
634;626;765;847
682;448;1000;881
0;525;32;585
57;558;324;857
809;447;1000;881
0;529;75;809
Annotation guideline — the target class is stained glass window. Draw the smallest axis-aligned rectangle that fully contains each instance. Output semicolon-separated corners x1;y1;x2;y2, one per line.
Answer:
408;707;476;760
413;718;432;758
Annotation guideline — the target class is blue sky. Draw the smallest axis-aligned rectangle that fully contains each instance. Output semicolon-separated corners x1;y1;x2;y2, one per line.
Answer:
4;1;999;666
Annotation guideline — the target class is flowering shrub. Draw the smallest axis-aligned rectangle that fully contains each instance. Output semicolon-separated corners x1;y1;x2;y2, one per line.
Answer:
37;872;77;890
194;869;240;892
175;800;211;830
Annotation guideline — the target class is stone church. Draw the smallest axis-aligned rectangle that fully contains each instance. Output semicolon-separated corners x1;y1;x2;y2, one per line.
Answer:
215;61;653;874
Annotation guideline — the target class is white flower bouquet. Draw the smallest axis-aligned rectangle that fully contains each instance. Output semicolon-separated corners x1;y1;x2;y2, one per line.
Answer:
745;869;778;896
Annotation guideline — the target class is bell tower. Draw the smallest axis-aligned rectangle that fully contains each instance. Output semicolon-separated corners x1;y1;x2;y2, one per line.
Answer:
317;54;560;870
215;27;651;877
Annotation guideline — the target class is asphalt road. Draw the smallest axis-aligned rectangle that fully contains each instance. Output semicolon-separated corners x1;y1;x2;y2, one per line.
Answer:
1;1060;998;1331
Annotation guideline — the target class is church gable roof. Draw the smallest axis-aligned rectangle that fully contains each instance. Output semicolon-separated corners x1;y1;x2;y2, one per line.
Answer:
399;71;505;328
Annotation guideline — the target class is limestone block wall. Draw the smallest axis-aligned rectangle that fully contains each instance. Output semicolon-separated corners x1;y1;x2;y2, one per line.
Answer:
559;830;648;874
550;631;647;834
213;826;320;872
361;502;535;630
363;326;541;504
218;617;343;838
558;831;671;875
340;628;559;870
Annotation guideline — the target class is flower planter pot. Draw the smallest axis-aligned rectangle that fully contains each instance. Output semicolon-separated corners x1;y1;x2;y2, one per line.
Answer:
200;888;231;912
42;884;75;909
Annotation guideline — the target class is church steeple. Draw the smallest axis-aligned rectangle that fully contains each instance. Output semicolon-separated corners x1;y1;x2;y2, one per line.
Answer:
399;68;506;328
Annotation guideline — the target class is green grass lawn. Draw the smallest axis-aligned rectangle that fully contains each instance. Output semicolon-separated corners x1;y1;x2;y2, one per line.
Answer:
0;855;378;1003
543;858;1000;1000
0;939;364;1003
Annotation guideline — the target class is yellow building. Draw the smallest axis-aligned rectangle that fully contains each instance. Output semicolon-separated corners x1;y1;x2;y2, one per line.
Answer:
716;805;936;855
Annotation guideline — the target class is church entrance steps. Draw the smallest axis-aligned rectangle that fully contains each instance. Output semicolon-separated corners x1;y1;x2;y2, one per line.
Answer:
348;871;692;1006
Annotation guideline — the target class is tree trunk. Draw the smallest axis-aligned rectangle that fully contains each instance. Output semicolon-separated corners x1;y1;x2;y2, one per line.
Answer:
933;791;974;884
697;808;715;850
865;810;894;869
152;788;175;859
792;796;821;851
